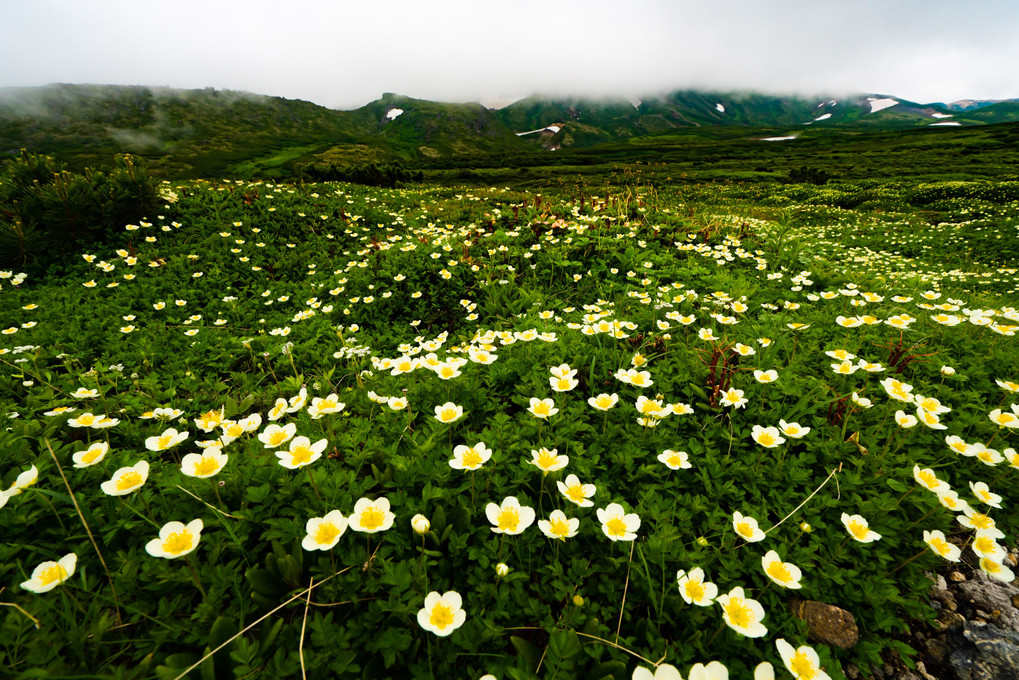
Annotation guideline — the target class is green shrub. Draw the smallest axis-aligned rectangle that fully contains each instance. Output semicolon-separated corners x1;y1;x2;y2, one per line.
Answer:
0;150;159;269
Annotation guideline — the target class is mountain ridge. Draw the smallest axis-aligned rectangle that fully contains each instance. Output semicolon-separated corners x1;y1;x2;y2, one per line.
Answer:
2;83;1018;177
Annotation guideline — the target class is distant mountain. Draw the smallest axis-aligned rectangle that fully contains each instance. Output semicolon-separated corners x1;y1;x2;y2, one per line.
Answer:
1;83;1017;177
493;91;1001;149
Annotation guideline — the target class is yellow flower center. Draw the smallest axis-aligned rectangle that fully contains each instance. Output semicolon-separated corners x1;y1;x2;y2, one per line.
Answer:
767;561;793;584
596;397;613;408
78;414;95;425
685;580;705;602
981;558;1003;574
315;522;341;546
38;563;68;587
606;517;628;538
723;597;752;629
441;408;458;422
974;536;996;555
566;485;587;503
429;602;454;630
83;448;103;464
950;441;968;454
497;508;520;532
290;446;314;466
667;454;683;467
976;489;991;502
790;651;818;680
116;471;143;491
930;537;950;556
533;403;550;416
269;430;288;445
359;506;385;531
193;456;221;476
918;470;938;488
549;517;571;539
736;521;754;539
970;513;994;530
978;451;996;464
163;529;194;556
848;520;869;540
785;426;800;435
225;423;244;437
157;434;173;449
461;448;483;469
535;450;557;471
758;433;775;447
631;375;647;386
320;398;337;409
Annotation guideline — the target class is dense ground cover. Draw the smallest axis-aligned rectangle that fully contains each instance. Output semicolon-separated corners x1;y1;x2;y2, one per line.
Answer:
1;178;1018;679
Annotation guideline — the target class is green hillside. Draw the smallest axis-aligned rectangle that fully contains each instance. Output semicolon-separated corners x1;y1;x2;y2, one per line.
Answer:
1;84;1017;180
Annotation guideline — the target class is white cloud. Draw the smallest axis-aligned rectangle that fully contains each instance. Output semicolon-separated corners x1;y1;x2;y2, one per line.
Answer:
1;0;1017;108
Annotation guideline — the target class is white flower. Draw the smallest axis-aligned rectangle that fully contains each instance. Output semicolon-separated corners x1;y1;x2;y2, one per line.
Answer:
100;461;149;496
632;663;682;680
775;639;831;680
180;448;229;478
778;420;809;438
732;511;766;542
717;587;767;638
144;427;189;452
20;553;77;593
486;496;536;535
761;550;803;589
597;503;640;541
302;510;348;550
658;449;692;470
676;567;717;606
349;497;395;533
417;591;467;637
538;509;580;541
841;512;881;543
72;442;109;468
145;519;203;559
277;436;328;469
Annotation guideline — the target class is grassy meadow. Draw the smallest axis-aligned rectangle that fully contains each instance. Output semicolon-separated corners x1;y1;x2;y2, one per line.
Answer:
1;175;1018;679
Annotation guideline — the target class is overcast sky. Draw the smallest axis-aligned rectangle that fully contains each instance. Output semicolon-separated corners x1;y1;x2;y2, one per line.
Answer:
2;0;1017;109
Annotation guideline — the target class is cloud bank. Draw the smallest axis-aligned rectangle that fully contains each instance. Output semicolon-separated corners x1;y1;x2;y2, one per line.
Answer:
2;0;1017;109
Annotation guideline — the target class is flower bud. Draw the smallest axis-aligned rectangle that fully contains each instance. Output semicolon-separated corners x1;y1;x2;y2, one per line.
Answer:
696;536;709;547
800;522;812;533
411;514;430;535
941;365;956;376
572;595;584;607
495;562;509;577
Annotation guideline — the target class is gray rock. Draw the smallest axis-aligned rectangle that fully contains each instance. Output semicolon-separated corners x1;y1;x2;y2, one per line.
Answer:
948;620;1019;680
956;569;1019;633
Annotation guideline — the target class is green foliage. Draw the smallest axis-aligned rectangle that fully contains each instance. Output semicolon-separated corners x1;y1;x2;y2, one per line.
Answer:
0;150;159;268
0;176;1017;679
301;161;422;187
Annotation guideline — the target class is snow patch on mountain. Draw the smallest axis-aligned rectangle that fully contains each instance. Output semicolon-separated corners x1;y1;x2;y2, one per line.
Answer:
385;108;404;120
866;98;898;113
715;103;725;113
761;135;797;141
814;113;832;121
931;113;953;119
930;122;961;126
516;125;561;137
